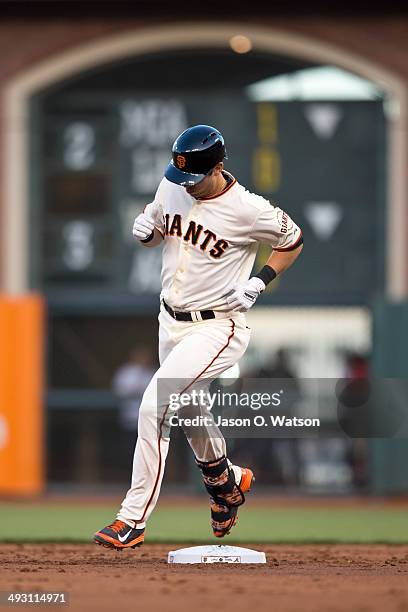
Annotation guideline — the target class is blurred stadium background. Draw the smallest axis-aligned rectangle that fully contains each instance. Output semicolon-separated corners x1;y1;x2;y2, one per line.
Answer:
1;0;408;543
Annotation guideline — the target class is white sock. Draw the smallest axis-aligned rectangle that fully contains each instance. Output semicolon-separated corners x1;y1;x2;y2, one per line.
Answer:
117;517;146;530
230;464;242;486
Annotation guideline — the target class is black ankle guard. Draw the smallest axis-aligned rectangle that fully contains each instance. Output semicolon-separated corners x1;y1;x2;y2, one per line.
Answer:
195;456;245;508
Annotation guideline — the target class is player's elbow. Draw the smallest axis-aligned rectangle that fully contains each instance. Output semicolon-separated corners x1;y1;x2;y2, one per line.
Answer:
293;240;303;261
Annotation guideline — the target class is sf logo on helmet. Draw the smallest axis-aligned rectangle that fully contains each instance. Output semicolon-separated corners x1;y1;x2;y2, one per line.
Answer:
176;155;186;169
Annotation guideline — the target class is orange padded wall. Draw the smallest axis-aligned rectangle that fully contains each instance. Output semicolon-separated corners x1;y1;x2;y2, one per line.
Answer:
0;295;45;495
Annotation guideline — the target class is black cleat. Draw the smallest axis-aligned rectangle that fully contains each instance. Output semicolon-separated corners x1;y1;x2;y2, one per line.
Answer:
94;520;145;550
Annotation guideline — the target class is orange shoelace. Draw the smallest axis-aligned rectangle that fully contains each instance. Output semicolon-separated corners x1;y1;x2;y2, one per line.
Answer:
108;520;127;533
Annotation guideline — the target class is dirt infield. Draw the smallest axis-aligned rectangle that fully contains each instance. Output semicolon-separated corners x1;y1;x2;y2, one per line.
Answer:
1;544;408;612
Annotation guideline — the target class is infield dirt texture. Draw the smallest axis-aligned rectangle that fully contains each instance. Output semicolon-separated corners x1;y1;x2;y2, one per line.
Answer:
2;543;408;612
2;496;408;611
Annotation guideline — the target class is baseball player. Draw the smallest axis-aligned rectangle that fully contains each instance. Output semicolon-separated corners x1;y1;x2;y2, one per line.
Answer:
94;125;303;550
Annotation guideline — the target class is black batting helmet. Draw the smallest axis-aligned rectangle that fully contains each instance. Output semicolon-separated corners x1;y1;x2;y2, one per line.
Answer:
165;124;227;186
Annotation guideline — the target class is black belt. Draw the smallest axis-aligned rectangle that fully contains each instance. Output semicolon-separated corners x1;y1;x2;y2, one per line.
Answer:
162;299;215;322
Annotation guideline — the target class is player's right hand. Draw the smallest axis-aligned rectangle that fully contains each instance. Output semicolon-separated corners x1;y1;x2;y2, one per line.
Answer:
224;277;265;312
132;213;155;241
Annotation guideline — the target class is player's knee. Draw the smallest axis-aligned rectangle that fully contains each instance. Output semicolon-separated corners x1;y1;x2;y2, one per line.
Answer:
139;388;156;419
138;380;166;420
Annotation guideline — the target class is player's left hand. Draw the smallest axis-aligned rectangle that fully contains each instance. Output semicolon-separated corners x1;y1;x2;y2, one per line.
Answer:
225;277;265;312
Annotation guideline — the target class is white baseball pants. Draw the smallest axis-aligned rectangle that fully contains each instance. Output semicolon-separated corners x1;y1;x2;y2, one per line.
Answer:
117;305;251;528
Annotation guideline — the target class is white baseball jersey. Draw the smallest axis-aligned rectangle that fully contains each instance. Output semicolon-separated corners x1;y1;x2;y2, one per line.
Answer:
117;171;302;529
144;171;302;311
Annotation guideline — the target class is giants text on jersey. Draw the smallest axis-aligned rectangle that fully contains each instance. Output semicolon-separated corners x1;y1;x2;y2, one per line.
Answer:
144;172;302;311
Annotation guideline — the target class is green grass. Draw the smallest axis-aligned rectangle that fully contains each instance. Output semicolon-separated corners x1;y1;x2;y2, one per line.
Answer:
1;503;407;544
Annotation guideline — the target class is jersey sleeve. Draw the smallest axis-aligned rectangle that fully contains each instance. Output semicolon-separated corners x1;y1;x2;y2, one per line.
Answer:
143;179;166;237
249;204;302;251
